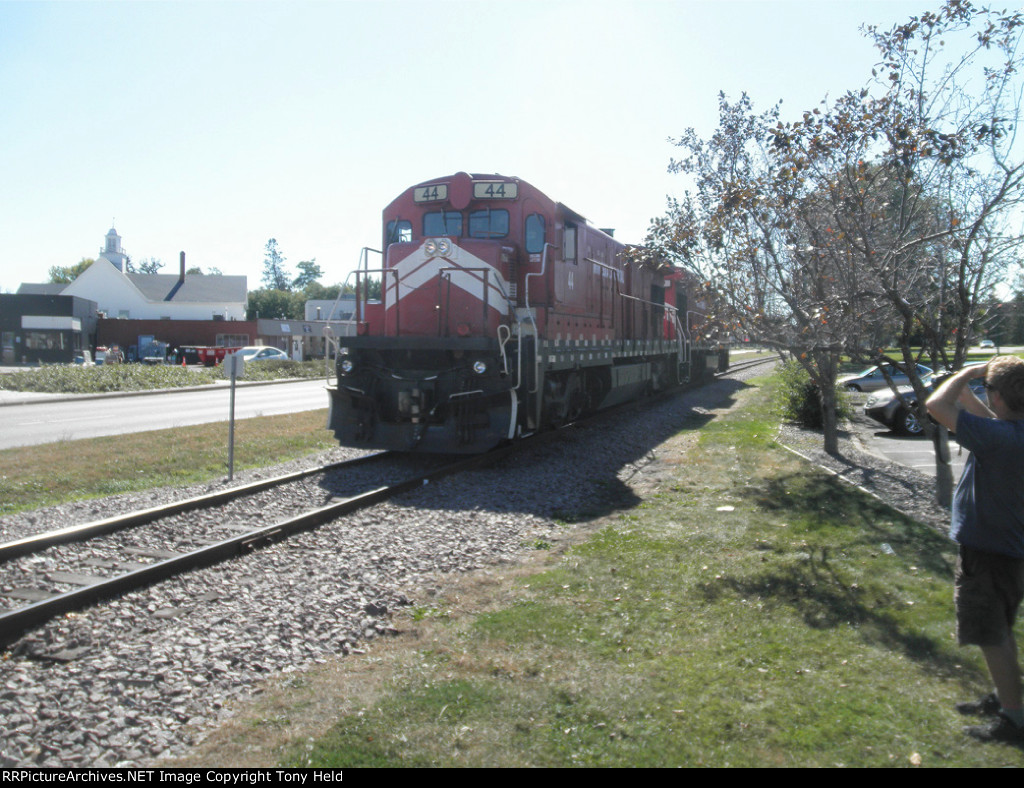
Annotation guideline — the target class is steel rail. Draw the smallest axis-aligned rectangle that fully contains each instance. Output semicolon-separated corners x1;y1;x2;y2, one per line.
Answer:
0;452;389;563
717;356;779;375
0;447;514;647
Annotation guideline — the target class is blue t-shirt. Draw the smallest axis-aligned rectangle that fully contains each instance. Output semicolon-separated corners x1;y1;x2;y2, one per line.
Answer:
951;410;1024;558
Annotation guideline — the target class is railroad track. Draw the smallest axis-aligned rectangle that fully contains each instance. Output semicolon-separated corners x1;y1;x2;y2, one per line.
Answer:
0;449;514;647
0;356;771;649
719;354;779;376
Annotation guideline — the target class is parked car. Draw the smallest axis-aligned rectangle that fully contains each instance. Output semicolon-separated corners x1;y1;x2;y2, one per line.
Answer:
839;363;933;392
235;346;289;362
864;375;987;436
980;339;995;349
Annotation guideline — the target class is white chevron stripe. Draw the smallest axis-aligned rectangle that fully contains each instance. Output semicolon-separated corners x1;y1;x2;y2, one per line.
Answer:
385;242;510;316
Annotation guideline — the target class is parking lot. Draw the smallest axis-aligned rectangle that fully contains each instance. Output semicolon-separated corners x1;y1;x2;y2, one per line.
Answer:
841;347;1024;482
849;400;969;481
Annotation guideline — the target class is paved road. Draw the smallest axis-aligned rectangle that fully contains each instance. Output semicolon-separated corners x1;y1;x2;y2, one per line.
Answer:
0;379;331;450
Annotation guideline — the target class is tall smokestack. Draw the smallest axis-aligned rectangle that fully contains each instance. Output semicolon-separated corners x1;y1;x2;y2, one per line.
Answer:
179;251;185;284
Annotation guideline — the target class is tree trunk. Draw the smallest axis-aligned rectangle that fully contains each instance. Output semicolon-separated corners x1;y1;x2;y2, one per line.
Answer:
933;424;954;509
819;378;840;456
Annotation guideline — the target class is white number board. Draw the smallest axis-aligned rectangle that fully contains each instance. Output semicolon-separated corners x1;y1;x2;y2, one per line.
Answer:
473;182;518;199
414;184;449;202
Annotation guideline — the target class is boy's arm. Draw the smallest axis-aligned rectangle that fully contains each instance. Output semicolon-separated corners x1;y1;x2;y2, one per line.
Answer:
926;363;993;431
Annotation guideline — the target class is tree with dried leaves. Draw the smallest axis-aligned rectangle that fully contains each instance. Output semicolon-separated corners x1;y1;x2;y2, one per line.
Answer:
646;0;1023;501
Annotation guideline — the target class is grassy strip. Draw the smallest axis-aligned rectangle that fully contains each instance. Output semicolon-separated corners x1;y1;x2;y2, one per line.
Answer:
175;372;1020;767
0;360;327;393
838;350;1009;375
0;410;335;517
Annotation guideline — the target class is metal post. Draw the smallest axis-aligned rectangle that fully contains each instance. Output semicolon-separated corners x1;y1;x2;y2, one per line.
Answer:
227;353;245;481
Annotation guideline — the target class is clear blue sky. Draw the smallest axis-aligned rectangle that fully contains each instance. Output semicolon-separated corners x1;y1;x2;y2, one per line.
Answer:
0;0;933;293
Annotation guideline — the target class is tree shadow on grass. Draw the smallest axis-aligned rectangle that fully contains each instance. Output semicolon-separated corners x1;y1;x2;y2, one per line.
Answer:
708;469;960;672
748;470;952;577
701;556;959;673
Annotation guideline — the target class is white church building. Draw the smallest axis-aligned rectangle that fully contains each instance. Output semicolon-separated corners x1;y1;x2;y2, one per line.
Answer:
57;226;247;321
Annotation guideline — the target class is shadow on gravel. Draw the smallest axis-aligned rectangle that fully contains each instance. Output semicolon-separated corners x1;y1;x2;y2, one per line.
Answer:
315;377;751;525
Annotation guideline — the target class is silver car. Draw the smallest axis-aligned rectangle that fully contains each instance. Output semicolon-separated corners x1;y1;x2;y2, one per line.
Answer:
840;363;933;392
864;376;986;436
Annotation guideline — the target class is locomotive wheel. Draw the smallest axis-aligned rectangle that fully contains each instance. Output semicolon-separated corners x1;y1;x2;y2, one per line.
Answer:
562;372;584;422
544;371;584;426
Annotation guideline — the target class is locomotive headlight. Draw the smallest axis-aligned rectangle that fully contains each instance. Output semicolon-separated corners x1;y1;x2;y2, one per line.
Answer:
473;361;488;375
340;359;354;374
424;238;453;257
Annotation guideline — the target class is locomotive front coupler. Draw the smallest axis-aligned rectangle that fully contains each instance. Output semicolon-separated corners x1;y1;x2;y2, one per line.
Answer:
397;387;424;422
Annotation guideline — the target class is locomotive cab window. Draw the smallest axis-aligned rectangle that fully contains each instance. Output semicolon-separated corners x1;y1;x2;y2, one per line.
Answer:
525;214;545;253
386;220;412;244
468;209;509;239
423;211;462;237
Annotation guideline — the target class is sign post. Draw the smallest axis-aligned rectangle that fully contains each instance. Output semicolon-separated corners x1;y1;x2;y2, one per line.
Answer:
227;352;245;481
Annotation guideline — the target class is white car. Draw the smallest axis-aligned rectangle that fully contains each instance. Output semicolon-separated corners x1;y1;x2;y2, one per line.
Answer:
234;346;290;362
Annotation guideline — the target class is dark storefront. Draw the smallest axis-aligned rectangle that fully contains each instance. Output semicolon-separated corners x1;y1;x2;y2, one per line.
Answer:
0;294;98;365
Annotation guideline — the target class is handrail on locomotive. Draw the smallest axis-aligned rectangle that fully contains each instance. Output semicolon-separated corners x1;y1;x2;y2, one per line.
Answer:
322;246;381;380
328;245;705;400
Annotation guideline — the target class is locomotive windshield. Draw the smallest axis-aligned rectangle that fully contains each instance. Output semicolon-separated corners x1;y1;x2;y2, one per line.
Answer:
421;209;510;239
468;209;509;238
525;214;545;253
423;211;462;237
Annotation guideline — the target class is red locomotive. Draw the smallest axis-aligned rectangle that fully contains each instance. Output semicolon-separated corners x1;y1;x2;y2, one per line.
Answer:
327;172;727;453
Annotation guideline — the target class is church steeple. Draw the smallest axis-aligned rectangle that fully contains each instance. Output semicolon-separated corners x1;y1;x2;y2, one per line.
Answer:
99;224;128;272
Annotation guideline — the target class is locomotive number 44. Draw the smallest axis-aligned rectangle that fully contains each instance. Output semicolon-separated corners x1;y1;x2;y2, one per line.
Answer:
414;184;449;202
472;182;518;199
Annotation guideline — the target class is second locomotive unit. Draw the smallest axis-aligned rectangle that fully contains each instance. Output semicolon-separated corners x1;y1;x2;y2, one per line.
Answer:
327;172;726;453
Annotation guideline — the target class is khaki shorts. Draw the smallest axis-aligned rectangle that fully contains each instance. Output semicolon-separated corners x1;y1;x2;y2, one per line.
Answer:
955;545;1024;647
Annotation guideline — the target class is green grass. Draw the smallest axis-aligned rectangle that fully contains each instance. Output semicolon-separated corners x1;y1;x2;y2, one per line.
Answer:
269;373;1023;768
0;409;336;516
